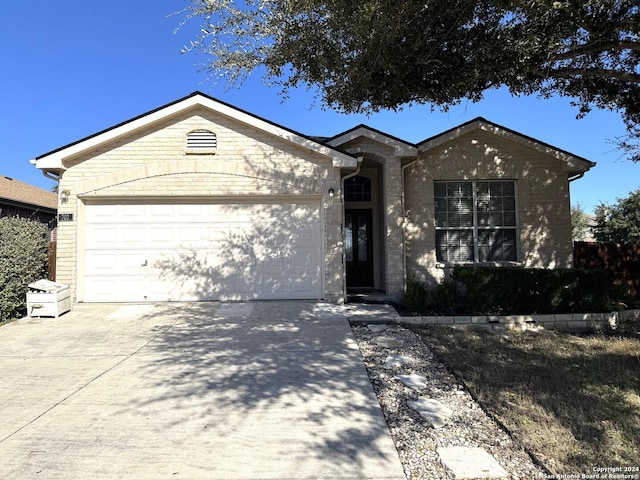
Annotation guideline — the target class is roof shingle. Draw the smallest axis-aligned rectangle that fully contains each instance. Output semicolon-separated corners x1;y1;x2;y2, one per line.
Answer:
0;176;57;210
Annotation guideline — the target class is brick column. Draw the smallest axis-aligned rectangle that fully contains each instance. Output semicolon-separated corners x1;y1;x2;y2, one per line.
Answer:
383;157;405;300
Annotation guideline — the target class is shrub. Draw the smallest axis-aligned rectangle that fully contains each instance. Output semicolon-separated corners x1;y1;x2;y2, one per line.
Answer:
431;279;460;314
451;266;629;315
402;277;460;315
0;217;48;323
616;310;640;337
402;277;430;314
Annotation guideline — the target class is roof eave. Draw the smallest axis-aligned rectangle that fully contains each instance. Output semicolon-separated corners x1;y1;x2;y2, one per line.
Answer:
34;92;358;170
0;198;57;214
327;125;418;157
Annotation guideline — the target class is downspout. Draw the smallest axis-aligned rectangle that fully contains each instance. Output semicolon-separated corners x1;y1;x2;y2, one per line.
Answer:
340;157;363;303
41;171;61;206
32;156;61;204
400;155;421;292
342;158;363;183
568;172;585;182
29;158;61;183
42;171;60;182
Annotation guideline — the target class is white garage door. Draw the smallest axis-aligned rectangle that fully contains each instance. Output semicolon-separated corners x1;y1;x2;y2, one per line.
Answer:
83;200;322;302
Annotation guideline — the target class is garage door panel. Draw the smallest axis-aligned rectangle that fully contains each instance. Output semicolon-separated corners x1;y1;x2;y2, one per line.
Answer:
121;204;146;219
85;253;119;274
292;249;317;267
151;204;173;217
262;277;286;293
292;225;314;241
229;274;258;296
86;252;144;274
149;227;174;246
291;276;318;293
121;253;146;270
84;277;146;302
86;227;117;247
83;279;116;302
261;256;285;268
84;201;322;302
90;204;118;219
178;204;201;217
121;227;146;245
178;227;206;244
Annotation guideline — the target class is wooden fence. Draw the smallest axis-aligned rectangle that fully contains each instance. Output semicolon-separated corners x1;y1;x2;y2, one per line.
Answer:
574;241;640;299
47;241;56;281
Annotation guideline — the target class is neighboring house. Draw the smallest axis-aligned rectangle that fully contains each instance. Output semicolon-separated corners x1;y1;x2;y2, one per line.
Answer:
0;175;57;227
33;92;595;304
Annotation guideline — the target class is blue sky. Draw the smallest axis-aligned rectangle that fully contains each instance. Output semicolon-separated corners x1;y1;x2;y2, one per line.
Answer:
1;0;637;214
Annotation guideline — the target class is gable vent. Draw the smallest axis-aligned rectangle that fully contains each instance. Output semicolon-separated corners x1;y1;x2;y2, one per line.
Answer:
186;130;217;152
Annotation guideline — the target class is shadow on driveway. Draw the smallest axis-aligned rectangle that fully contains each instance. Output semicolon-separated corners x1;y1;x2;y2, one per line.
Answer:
0;301;405;479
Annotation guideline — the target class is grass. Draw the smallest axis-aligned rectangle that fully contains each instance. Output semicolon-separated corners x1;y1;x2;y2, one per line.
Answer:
415;327;640;475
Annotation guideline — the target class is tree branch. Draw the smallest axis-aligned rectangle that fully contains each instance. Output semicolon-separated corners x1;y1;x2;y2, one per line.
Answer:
551;40;640;62
547;67;640;83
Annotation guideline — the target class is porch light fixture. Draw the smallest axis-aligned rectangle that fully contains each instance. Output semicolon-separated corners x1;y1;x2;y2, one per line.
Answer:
328;188;335;197
60;189;70;204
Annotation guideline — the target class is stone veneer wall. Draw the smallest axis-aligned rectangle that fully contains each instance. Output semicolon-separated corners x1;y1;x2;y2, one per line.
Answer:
397;309;640;333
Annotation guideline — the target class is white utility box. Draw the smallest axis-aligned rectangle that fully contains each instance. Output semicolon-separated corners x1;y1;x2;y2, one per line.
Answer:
26;280;72;318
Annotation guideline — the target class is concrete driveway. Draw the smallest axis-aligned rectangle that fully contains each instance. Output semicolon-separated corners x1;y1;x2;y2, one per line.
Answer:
0;302;405;479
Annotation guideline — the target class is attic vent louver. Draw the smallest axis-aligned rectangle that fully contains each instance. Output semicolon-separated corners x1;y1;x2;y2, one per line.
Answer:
186;130;217;154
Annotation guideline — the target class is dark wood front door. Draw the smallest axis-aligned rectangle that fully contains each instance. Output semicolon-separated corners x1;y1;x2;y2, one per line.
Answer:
345;209;374;288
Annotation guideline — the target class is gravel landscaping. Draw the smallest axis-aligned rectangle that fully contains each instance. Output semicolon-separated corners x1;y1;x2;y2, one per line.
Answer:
352;323;548;480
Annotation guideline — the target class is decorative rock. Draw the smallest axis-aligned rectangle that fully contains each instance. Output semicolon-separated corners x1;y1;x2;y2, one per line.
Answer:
352;324;547;480
417;411;448;429
384;354;414;368
367;324;389;333
374;336;404;348
394;373;428;390
437;446;509;479
407;398;453;428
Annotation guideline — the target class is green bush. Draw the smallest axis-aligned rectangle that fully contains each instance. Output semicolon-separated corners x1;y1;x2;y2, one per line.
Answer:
0;217;48;323
402;277;460;315
402;277;430;313
451;266;630;315
616;310;640;338
403;267;634;316
431;279;460;314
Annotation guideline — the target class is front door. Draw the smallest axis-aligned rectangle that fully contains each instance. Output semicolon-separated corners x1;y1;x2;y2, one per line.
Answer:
345;209;374;288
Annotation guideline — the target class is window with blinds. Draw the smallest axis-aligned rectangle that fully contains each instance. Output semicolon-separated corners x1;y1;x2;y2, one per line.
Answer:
434;180;517;263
